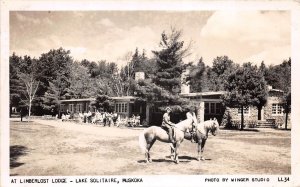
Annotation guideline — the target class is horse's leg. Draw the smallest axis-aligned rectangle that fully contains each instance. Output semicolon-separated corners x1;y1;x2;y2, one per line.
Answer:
146;139;156;163
197;138;207;161
174;142;181;164
200;139;207;161
170;146;175;160
197;137;203;161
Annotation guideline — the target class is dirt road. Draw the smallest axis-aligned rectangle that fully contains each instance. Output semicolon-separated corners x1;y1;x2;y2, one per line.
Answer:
10;119;290;175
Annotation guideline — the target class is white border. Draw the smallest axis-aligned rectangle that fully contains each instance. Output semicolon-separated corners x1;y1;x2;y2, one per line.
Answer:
1;1;300;187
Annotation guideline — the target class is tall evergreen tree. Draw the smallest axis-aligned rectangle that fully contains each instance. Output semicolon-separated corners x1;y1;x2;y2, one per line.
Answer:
188;57;206;92
152;28;191;94
9;53;23;116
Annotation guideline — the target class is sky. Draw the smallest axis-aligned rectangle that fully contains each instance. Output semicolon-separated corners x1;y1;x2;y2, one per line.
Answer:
10;10;291;67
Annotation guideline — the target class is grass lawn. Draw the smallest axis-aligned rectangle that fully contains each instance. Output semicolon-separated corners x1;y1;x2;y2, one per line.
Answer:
10;119;291;175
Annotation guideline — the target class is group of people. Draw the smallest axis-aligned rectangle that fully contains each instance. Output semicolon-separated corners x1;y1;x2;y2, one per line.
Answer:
61;110;118;126
81;111;118;126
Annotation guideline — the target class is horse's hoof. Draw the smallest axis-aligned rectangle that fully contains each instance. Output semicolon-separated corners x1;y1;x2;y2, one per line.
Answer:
197;157;200;161
200;157;205;161
170;155;174;160
148;159;152;163
175;160;179;164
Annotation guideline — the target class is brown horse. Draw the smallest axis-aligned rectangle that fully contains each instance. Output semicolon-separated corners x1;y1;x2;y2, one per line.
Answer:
173;118;219;161
139;113;197;163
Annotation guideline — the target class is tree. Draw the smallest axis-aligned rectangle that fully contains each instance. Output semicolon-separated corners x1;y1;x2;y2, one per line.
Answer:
38;48;73;104
91;95;113;112
17;56;41;120
223;63;268;130
207;56;236;91
264;58;291;129
152;27;191;94
254;62;269;120
188;57;206;92
280;58;291;129
283;91;291;129
9;53;22;116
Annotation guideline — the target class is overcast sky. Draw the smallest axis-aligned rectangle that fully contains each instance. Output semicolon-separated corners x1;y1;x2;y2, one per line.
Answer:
10;11;290;67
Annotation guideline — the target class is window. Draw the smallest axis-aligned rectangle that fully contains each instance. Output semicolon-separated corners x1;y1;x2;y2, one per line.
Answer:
76;104;82;113
205;102;222;114
86;103;89;112
60;104;65;112
69;104;74;113
205;103;209;114
121;103;124;112
216;103;221;114
115;103;128;113
238;107;250;115
272;104;283;115
115;104;118;113
210;103;216;114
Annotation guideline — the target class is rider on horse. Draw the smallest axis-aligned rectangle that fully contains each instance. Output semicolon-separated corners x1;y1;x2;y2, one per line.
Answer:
161;107;176;144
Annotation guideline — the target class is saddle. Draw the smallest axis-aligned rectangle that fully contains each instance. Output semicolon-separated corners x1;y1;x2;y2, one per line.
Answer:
161;125;175;135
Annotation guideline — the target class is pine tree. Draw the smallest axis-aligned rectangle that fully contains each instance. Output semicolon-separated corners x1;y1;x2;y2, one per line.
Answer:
152;28;191;94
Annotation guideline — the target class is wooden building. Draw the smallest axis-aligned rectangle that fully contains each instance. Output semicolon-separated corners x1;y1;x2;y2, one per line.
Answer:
59;96;146;121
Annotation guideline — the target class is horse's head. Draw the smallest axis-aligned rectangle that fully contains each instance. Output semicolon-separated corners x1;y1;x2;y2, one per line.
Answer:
209;118;219;136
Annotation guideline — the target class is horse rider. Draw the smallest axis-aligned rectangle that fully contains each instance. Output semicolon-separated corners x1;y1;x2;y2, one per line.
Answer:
162;107;176;144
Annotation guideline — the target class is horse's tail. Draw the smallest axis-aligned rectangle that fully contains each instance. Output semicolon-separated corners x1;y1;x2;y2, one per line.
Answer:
139;130;148;154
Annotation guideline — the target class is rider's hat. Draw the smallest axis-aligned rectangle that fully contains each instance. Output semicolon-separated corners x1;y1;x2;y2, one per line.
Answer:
166;107;171;111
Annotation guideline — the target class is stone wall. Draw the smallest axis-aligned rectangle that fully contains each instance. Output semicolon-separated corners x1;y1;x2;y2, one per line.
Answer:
230;107;258;122
226;95;290;127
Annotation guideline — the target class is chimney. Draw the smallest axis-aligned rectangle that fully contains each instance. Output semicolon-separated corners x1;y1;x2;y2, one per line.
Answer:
181;69;190;94
267;85;272;90
135;72;145;81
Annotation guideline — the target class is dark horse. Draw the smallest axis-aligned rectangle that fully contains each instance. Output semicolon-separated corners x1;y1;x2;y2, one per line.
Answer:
171;118;219;161
139;113;197;163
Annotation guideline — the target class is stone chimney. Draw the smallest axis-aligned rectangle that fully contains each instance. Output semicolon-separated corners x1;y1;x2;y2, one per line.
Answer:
181;69;190;94
135;72;145;81
267;85;273;90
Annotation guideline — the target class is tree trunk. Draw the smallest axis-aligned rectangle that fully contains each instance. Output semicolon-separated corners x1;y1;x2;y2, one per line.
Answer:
285;110;288;130
20;108;23;122
28;102;31;122
241;106;244;130
257;106;262;120
10;105;12;118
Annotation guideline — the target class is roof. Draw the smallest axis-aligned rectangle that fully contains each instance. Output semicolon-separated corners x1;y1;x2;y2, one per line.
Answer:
60;96;137;103
60;98;96;102
180;91;226;97
269;88;284;93
111;96;137;101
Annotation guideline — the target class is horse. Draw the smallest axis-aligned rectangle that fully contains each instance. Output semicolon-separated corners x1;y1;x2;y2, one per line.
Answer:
138;113;197;164
175;118;219;161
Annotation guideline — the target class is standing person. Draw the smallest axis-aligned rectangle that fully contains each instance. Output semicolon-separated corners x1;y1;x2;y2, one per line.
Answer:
186;108;196;143
161;107;175;144
87;110;92;123
186;108;195;120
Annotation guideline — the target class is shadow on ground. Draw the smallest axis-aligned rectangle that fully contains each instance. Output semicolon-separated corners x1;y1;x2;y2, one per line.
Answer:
137;155;200;164
10;145;28;168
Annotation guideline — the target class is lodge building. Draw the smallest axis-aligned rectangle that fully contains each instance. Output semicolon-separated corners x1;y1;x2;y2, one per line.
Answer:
59;71;290;128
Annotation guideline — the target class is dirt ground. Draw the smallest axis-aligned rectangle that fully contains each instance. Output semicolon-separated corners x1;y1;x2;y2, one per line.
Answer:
10;119;291;176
